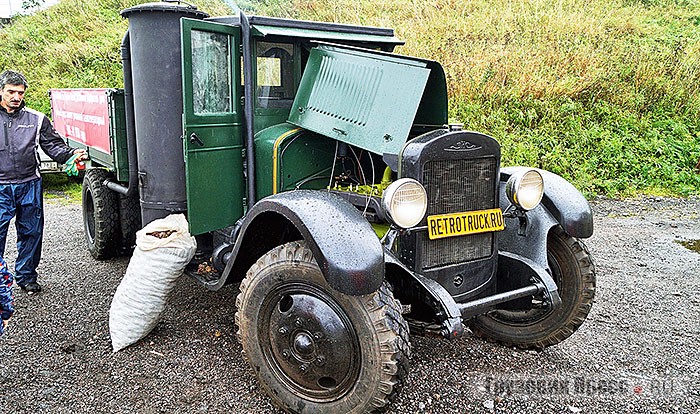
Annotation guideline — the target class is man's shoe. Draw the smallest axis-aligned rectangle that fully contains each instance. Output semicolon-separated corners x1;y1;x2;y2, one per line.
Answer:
20;282;42;294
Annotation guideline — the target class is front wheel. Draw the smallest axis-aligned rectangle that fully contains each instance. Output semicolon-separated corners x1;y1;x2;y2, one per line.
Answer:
470;226;596;349
235;241;410;413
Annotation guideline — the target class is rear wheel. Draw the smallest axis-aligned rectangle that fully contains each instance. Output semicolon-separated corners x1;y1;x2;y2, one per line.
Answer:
235;241;410;413
82;169;119;259
118;192;141;255
470;226;596;349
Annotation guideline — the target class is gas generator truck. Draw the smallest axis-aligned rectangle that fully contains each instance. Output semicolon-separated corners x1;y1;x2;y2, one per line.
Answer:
55;1;596;412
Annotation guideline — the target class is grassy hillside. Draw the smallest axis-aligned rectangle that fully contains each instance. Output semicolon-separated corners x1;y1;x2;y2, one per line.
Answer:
2;0;699;197
252;0;700;197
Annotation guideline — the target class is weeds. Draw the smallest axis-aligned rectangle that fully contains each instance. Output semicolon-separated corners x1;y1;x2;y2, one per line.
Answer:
43;174;82;203
0;0;231;114
2;0;699;198
254;0;700;197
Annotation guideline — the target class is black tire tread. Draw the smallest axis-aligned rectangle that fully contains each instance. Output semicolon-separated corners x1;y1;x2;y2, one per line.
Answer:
471;226;596;350
82;168;119;260
235;241;411;413
118;192;141;255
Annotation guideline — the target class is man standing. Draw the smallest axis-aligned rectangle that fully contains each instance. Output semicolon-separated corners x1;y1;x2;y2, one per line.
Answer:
0;70;86;294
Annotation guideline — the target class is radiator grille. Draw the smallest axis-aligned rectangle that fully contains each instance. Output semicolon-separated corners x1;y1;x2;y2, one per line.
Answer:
420;158;497;270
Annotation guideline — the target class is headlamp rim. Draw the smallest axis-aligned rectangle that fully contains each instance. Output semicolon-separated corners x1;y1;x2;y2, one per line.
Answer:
505;169;544;211
381;178;428;229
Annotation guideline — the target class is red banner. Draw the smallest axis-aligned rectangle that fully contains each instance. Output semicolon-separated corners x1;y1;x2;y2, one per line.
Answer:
50;89;111;154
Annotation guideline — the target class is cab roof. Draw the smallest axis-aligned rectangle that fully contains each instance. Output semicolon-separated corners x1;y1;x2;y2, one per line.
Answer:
206;15;404;47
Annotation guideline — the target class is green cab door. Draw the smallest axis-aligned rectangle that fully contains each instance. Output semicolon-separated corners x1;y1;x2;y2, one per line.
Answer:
181;18;244;235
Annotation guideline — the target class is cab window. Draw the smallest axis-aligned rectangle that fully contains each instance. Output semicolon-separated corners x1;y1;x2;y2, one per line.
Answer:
256;41;295;109
191;29;233;115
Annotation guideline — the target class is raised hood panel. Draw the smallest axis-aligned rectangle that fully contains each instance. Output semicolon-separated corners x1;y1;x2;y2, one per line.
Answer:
288;44;431;156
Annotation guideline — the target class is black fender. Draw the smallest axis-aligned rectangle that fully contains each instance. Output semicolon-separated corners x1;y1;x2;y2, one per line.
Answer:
501;167;593;238
499;167;593;270
215;190;384;295
384;249;464;340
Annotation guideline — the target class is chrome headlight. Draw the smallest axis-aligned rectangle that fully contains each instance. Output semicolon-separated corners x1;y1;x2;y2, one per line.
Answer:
505;169;544;211
381;178;427;228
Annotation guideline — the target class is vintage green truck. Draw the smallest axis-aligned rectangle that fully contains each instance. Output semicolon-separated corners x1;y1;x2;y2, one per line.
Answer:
60;2;596;412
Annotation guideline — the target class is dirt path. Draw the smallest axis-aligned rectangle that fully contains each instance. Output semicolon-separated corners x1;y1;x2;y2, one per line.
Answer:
0;196;698;413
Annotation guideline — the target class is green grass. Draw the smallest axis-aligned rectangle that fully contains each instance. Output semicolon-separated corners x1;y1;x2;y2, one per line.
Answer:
251;0;700;198
0;0;232;115
3;0;699;198
43;174;82;203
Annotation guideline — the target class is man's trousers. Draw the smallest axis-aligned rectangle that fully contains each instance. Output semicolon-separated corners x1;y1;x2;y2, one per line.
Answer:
0;178;43;287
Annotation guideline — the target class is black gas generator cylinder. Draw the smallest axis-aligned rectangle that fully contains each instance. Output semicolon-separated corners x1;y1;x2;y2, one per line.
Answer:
120;2;208;226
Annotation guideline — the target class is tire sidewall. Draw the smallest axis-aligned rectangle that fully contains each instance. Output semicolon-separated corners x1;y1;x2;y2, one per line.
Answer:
81;173;97;248
237;249;388;413
472;227;594;347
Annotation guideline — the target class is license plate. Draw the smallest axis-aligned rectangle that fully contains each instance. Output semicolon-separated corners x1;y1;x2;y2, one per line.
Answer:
40;161;58;171
427;208;505;240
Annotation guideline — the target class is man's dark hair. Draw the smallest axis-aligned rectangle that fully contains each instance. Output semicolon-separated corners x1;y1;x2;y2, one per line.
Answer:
0;70;29;90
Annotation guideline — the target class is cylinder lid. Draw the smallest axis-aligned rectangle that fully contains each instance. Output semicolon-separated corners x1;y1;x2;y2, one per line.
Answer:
121;1;209;19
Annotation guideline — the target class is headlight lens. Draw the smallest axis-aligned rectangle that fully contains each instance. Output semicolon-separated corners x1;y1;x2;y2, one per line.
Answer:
381;178;428;228
505;169;544;211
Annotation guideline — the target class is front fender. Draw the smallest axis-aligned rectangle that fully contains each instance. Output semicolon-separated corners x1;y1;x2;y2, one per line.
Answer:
501;167;593;238
218;190;384;295
499;167;593;269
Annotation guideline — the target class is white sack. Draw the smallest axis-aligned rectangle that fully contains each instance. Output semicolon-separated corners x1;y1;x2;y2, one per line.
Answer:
109;214;196;352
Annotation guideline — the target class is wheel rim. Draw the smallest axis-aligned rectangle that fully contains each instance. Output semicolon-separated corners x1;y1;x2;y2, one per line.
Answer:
83;189;96;244
487;249;564;326
259;282;361;402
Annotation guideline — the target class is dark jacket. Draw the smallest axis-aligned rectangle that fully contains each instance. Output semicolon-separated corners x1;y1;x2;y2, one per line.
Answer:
0;257;14;336
0;102;74;184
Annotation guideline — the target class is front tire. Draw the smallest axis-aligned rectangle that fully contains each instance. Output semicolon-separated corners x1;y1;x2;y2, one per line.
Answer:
470;226;596;349
82;168;119;259
235;241;410;413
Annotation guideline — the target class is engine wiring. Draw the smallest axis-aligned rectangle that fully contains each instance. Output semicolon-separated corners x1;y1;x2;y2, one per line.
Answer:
327;140;339;193
349;146;375;216
278;133;386;220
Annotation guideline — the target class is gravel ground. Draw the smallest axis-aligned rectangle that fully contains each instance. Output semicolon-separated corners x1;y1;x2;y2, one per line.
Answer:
0;195;698;413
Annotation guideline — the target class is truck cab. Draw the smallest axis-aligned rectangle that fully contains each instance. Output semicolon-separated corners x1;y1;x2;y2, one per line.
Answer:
71;3;596;413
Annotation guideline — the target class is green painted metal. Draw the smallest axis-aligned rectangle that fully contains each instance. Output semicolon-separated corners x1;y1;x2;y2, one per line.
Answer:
414;61;449;126
251;24;403;46
83;146;112;171
181;18;245;235
288;44;431;156
254;123;302;198
254;122;336;198
107;89;128;181
67;136;113;171
276;130;336;193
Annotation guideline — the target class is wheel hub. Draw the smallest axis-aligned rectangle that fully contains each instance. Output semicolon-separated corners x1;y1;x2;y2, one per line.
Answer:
292;332;315;357
263;287;360;400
